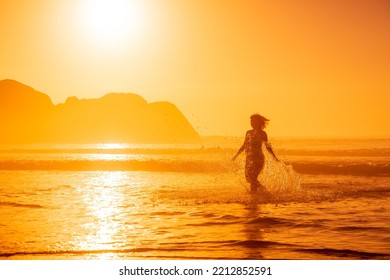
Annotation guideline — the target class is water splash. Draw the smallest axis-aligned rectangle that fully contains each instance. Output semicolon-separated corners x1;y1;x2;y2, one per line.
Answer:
260;149;302;194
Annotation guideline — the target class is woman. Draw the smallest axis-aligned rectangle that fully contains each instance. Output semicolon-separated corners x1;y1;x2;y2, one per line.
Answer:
232;114;278;192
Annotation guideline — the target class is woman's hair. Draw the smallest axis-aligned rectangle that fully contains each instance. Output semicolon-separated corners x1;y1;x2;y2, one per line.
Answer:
250;114;269;130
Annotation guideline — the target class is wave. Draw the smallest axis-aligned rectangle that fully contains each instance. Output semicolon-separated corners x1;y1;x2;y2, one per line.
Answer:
0;246;236;260
0;158;389;176
278;149;390;157
246;217;295;227
291;162;390;176
228;240;287;248
0;201;45;209
335;226;390;234
0;159;228;173
0;147;226;155
2;243;388;260
293;248;390;259
0;248;157;259
2;145;390;157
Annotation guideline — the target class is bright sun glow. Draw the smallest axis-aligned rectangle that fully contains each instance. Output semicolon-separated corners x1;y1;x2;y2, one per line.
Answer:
79;0;145;50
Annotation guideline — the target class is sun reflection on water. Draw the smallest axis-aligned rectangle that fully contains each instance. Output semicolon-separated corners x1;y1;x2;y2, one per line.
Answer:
100;143;128;149
76;171;131;255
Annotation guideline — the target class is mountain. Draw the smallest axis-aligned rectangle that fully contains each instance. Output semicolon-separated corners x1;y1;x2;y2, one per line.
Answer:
0;79;200;144
0;79;54;144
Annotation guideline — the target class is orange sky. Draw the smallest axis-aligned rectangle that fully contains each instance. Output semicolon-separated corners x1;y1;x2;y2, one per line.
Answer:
1;0;389;138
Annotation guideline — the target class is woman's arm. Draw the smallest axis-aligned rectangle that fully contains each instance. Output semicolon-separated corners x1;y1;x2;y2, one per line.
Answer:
232;143;245;161
232;133;248;161
265;142;279;161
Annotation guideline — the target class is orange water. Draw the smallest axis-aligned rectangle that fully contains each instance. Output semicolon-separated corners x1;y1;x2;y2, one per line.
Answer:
0;139;389;259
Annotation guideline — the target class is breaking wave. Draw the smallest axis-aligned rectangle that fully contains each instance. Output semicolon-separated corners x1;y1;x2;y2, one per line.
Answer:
0;158;389;176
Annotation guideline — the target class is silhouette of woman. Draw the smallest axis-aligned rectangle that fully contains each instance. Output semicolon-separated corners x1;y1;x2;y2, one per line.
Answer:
232;114;278;192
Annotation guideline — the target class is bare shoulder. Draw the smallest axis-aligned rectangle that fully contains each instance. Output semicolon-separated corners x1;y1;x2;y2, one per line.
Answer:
245;129;253;137
261;130;268;140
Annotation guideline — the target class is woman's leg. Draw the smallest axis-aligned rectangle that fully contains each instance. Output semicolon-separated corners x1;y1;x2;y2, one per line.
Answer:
250;180;260;192
245;158;262;192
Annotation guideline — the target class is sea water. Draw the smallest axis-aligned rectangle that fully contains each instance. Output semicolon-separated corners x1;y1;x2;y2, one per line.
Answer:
0;138;389;259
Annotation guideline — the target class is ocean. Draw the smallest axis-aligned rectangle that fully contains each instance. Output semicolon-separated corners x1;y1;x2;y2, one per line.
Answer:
0;138;389;260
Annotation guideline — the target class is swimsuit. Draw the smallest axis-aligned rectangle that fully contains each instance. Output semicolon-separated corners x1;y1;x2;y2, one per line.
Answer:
244;129;267;183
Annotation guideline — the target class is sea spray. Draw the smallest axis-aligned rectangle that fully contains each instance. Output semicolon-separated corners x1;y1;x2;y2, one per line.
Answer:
260;148;302;194
226;146;302;203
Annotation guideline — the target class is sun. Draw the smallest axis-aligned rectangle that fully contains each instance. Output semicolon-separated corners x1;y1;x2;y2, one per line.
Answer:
79;0;145;50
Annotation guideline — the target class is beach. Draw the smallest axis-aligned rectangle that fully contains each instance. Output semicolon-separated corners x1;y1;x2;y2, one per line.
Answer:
0;138;389;260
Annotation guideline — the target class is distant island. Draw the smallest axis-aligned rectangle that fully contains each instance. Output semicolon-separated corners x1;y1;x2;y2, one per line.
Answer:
0;79;200;144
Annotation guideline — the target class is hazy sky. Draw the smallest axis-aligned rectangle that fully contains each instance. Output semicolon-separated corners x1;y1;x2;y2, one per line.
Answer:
1;0;389;137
